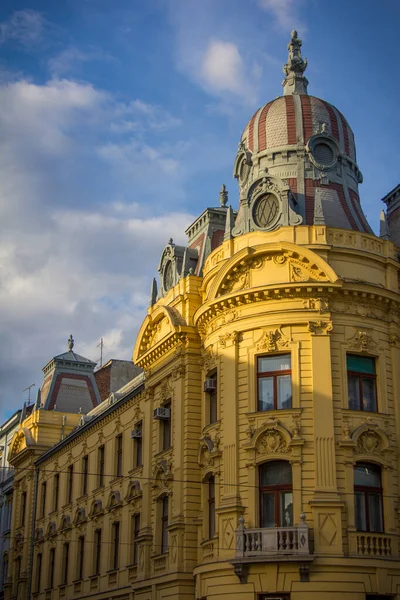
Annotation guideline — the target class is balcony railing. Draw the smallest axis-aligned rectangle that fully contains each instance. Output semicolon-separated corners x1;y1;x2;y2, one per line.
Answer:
349;531;396;558
235;514;311;558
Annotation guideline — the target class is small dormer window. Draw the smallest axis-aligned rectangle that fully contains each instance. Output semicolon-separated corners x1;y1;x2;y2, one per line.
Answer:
163;261;173;291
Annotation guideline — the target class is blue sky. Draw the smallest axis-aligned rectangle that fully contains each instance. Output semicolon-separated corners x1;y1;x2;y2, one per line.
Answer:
0;0;399;417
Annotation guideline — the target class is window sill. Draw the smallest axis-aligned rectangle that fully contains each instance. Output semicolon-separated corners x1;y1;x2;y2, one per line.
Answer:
61;502;72;511
128;466;143;476
76;494;88;502
246;407;302;417
154;447;173;460
202;420;221;435
88;574;100;580
106;568;119;574
92;485;104;494
109;476;123;487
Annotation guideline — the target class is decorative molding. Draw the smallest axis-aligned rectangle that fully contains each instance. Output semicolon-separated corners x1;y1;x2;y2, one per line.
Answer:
346;329;379;353
199;345;218;373
219;331;239;348
257;428;291;455
256;327;290;352
308;320;333;335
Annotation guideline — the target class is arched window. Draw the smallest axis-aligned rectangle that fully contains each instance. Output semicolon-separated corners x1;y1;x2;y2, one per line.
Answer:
259;461;293;528
354;463;383;532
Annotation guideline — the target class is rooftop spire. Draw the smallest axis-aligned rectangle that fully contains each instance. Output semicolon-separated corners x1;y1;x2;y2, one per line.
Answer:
282;30;308;96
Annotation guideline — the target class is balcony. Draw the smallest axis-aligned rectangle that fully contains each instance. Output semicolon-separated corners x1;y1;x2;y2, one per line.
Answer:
235;514;311;559
348;531;398;558
231;515;313;583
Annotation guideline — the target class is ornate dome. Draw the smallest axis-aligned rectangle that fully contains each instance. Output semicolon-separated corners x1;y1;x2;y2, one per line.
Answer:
233;31;372;236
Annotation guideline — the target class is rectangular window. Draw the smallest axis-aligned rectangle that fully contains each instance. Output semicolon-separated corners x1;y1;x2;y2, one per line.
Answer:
94;529;102;575
78;536;85;580
5;495;12;531
98;446;105;487
354;463;383;532
161;496;169;554
3;554;8;585
40;482;46;518
132;514;140;565
134;422;143;468
53;474;60;511
162;402;172;450
208;477;216;539
62;542;69;585
116;434;123;477
66;465;73;504
347;355;377;412
257;354;292;411
20;491;27;526
49;547;56;589
36;553;42;592
112;521;120;570
206;373;218;424
82;455;88;495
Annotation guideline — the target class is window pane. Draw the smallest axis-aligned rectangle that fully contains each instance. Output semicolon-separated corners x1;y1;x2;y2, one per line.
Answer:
281;492;293;526
258;355;291;373
355;491;367;531
277;375;292;409
260;492;275;527
210;393;217;423
347;355;375;374
260;461;292;486
362;378;377;412
348;375;360;410
354;463;381;487
259;377;274;411
368;493;383;532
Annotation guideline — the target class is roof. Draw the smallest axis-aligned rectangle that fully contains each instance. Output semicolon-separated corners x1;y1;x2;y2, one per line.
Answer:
53;350;96;365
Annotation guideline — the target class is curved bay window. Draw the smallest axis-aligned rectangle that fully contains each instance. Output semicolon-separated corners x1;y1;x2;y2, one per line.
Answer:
259;461;293;528
354;463;383;532
257;355;292;411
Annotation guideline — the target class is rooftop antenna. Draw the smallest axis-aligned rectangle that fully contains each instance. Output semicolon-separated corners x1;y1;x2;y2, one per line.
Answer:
97;337;104;367
23;383;35;405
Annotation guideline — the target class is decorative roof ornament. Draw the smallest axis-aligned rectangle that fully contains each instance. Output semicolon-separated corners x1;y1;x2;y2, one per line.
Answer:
219;184;228;208
67;334;74;352
282;30;309;96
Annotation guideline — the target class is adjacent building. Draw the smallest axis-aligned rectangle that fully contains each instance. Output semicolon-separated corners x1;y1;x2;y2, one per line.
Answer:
5;31;400;600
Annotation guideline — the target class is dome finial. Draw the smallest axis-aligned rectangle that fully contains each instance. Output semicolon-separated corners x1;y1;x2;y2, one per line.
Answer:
282;30;308;96
67;334;74;352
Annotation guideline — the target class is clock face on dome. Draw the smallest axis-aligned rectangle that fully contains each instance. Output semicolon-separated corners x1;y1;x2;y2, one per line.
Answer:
253;194;279;228
163;261;174;291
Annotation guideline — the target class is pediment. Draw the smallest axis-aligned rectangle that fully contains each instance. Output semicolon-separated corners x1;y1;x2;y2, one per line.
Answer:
208;242;339;300
133;305;187;361
8;428;36;461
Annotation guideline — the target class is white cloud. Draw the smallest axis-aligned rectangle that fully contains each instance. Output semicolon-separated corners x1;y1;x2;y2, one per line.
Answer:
201;40;245;96
0;10;46;47
259;0;306;32
0;74;196;415
48;46;115;77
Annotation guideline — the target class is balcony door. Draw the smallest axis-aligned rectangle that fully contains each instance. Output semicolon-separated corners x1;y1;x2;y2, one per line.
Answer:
259;461;293;528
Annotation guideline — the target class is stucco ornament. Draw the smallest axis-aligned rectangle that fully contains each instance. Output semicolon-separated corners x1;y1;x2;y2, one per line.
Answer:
257;428;291;455
256;327;290;352
347;329;379;353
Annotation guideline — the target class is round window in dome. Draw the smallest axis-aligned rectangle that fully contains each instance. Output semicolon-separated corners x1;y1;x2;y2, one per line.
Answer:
312;142;334;166
253;194;279;229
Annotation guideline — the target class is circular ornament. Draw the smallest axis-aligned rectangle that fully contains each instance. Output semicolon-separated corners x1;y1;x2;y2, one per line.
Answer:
253;193;279;228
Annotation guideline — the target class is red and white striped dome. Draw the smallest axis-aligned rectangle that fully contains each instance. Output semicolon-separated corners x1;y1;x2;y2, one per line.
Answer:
241;95;356;163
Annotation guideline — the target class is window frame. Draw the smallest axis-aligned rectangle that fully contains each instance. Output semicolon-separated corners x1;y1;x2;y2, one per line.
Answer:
20;491;27;527
161;402;172;451
93;528;102;575
49;547;55;589
40;482;46;518
354;462;384;533
53;473;60;511
62;541;69;585
98;446;105;487
257;354;292;412
208;476;216;539
82;455;89;495
77;535;85;580
134;422;143;468
258;461;293;528
160;496;169;554
116;434;123;477
132;513;140;565
347;354;377;412
66;465;73;504
111;521;120;570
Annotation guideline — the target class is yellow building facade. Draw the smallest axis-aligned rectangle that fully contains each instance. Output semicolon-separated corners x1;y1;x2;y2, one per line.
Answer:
5;30;400;600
